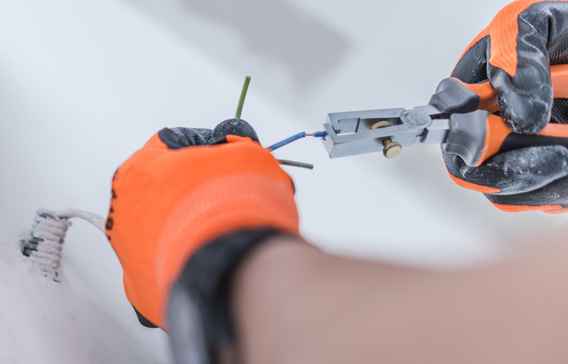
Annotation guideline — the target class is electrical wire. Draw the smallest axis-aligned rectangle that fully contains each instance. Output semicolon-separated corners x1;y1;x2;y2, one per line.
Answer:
20;130;326;282
267;131;327;152
20;209;106;282
277;159;314;170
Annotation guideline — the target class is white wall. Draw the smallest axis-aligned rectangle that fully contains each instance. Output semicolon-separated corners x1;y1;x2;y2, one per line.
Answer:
1;1;566;363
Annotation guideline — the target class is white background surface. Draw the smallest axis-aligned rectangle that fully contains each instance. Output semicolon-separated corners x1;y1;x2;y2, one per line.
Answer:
1;1;567;363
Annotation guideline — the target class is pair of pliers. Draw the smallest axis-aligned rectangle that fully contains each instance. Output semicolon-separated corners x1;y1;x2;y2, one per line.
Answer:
324;65;568;167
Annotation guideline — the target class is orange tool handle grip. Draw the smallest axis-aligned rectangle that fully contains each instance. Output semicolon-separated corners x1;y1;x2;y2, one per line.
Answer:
447;111;568;167
441;65;568;167
462;64;568;112
477;114;568;166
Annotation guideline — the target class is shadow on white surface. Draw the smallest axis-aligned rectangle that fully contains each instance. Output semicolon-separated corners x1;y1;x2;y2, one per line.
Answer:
0;241;166;364
123;0;353;108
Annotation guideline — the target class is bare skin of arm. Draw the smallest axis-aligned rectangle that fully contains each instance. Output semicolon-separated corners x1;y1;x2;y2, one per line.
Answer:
232;238;568;364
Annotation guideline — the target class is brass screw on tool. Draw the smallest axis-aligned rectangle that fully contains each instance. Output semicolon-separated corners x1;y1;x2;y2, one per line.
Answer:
371;121;391;129
382;139;402;159
370;121;402;159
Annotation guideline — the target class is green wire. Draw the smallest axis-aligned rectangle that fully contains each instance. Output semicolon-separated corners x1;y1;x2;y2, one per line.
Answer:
232;75;314;170
235;76;252;120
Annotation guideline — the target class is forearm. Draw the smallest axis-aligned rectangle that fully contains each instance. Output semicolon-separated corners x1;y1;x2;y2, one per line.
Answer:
233;238;568;364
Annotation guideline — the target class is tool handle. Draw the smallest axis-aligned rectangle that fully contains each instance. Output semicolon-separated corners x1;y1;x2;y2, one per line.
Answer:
445;111;568;167
463;64;568;112
431;64;568;114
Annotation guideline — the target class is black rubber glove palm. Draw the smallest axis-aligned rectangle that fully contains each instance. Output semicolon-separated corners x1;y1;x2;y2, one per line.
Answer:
442;0;568;213
158;118;260;148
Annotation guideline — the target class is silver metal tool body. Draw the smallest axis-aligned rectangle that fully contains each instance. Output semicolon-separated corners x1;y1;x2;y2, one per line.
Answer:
324;105;450;158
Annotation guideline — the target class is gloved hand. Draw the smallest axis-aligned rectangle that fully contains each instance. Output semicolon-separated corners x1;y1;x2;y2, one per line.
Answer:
442;0;568;212
105;119;299;328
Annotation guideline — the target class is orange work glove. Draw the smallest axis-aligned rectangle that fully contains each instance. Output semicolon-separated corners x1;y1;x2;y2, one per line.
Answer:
441;0;568;212
105;122;299;329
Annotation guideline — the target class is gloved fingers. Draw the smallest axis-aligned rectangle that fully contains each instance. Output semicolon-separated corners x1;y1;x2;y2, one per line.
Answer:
157;119;261;150
445;145;568;195
486;175;568;213
444;152;504;194
451;35;490;84
451;2;568;133
551;98;568;123
488;66;552;134
428;36;491;115
213;119;260;143
210;120;298;194
483;1;568;134
158;127;215;149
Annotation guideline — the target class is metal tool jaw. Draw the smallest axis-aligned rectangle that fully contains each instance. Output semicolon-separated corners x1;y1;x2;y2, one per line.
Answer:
323;105;450;159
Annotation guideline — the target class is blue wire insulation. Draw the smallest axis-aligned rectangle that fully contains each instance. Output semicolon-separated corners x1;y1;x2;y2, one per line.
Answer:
312;131;328;139
267;132;306;151
267;131;327;152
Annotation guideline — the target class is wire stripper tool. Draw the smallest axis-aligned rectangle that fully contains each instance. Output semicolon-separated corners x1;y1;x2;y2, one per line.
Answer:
324;65;568;167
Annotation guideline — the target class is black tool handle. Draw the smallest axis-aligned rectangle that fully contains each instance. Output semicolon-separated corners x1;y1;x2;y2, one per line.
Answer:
445;111;568;167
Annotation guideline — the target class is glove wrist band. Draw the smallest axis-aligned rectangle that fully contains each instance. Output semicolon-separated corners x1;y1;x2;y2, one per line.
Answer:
167;227;291;364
